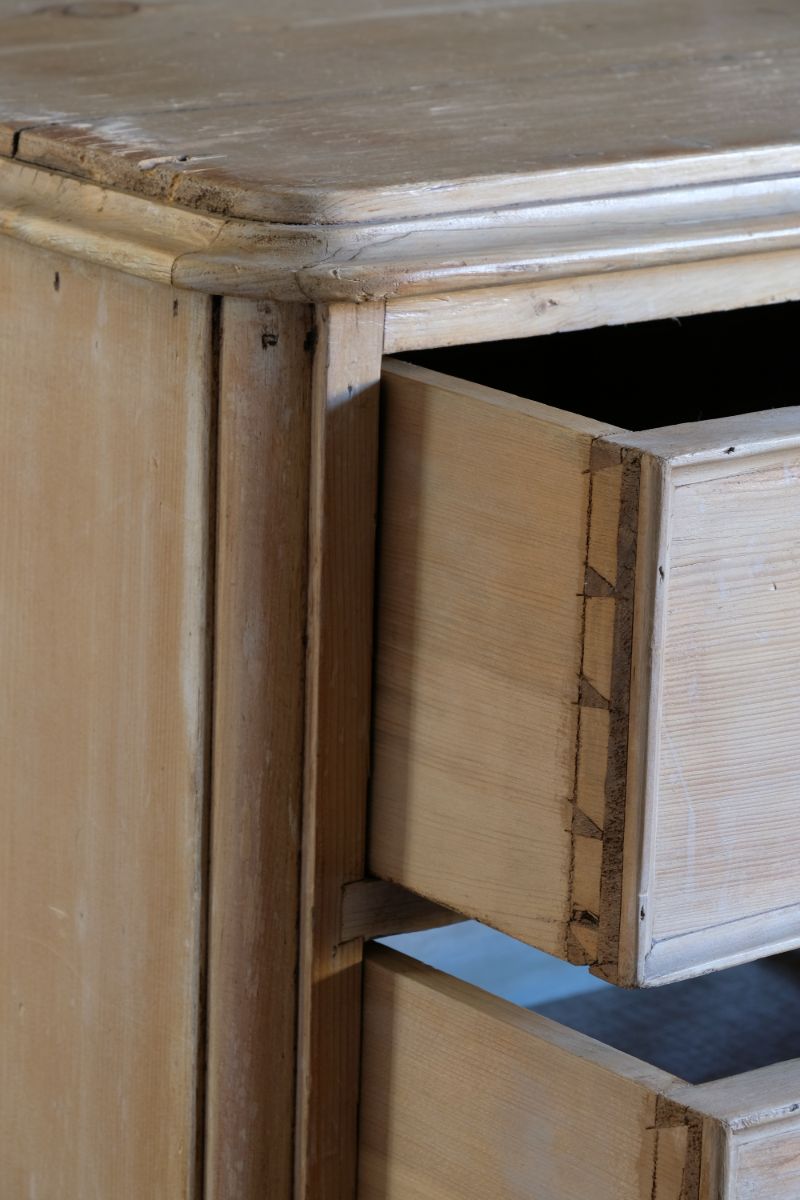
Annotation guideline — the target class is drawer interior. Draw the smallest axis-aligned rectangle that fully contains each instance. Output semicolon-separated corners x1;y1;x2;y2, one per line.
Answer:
384;924;800;1086
399;300;800;429
360;936;800;1200
536;949;800;1086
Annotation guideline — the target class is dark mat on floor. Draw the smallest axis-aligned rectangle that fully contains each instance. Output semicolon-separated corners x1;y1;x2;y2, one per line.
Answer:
532;952;800;1084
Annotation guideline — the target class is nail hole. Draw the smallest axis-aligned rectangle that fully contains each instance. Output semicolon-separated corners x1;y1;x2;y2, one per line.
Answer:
36;2;140;15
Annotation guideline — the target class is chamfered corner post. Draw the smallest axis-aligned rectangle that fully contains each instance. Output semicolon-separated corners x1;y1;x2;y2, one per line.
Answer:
295;301;387;1200
205;297;316;1200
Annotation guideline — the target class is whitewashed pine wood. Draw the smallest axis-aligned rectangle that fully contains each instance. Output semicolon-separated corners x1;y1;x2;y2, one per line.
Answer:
339;879;462;943
370;360;619;957
358;946;697;1200
607;414;800;985
3;0;800;227
370;360;800;986
359;947;800;1200
205;299;313;1200
0;237;213;1199
671;1062;800;1199
295;303;385;1200
383;251;800;353
7;157;800;309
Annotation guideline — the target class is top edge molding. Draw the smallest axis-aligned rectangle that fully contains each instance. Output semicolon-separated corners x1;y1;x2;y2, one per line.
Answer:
3;155;800;301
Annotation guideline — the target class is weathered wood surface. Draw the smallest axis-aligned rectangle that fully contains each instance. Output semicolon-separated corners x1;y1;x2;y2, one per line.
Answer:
383;251;800;353
360;948;800;1200
0;237;213;1198
340;879;462;943
5;157;800;305
606;411;800;985
370;358;800;986
205;299;313;1200
295;303;385;1200
370;360;620;959
359;946;696;1200
671;1062;800;1199
2;0;800;226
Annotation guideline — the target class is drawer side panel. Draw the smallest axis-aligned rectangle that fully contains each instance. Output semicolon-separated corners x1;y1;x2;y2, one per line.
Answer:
359;946;695;1200
370;362;609;956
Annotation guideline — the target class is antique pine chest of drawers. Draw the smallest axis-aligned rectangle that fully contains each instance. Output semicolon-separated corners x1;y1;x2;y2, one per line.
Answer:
2;0;800;1197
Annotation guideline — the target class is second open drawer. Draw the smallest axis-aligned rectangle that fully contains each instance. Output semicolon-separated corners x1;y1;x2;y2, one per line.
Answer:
369;357;800;987
359;944;800;1200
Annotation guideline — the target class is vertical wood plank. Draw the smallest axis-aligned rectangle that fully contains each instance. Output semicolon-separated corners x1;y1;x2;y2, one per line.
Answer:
295;301;385;1200
205;299;313;1200
0;238;214;1199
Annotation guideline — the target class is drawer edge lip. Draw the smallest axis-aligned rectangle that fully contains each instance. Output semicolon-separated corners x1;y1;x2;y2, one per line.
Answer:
602;408;800;467
381;356;625;437
638;904;800;987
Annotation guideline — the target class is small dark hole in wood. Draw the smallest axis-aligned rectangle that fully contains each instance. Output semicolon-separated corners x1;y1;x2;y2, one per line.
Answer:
36;2;140;16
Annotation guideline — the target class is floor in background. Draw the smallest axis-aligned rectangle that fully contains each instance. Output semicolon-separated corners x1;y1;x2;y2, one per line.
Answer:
380;920;609;1007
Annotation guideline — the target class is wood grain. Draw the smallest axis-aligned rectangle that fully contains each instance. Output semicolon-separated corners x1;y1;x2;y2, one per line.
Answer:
359;948;800;1200
0;238;213;1198
726;1122;800;1200
7;158;800;307
591;411;800;985
384;250;800;352
295;302;385;1200
340;880;462;943
370;362;800;987
205;299;313;1200
671;1062;800;1199
358;946;695;1200
3;0;800;225
369;360;619;956
636;426;800;983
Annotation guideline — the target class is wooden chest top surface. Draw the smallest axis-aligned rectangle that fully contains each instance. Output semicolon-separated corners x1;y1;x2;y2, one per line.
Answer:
1;0;799;224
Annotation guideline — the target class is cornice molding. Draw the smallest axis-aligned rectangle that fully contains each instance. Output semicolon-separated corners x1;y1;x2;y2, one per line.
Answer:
3;155;800;302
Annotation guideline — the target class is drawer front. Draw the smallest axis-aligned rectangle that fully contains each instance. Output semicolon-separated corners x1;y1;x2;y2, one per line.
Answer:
358;946;800;1200
370;360;800;985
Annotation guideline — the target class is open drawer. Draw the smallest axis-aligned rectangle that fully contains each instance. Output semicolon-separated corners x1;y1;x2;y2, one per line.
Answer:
369;347;800;986
359;944;800;1200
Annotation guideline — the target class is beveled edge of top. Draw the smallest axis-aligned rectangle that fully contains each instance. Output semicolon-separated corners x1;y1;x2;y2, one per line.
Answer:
3;149;800;303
